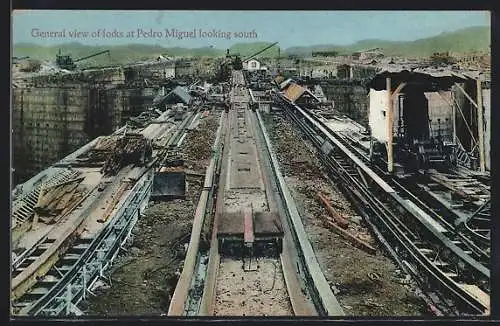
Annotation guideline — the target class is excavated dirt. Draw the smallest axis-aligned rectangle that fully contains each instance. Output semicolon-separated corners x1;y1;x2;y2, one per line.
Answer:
265;113;430;317
83;111;221;316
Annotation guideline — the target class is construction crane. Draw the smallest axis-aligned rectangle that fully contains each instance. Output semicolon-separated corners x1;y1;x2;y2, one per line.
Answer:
241;42;279;64
224;42;279;71
56;49;110;70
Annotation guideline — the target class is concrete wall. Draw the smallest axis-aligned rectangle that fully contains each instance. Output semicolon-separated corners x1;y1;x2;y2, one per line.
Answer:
11;83;129;184
320;81;369;126
300;65;337;78
175;59;214;79
12;62;176;185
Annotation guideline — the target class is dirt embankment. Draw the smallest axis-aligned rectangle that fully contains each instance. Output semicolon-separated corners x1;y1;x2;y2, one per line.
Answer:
266;113;430;317
83;111;221;316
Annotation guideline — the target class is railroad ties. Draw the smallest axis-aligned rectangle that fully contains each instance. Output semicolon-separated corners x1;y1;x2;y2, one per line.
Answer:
280;97;490;316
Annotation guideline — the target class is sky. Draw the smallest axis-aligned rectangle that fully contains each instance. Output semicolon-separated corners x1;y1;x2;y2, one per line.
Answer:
12;10;490;49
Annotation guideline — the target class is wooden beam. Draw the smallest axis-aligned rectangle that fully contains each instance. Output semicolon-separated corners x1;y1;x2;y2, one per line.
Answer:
454;82;479;110
451;91;457;143
438;91;477;145
386;77;393;173
391;82;407;99
324;219;376;255
477;79;485;172
317;193;349;229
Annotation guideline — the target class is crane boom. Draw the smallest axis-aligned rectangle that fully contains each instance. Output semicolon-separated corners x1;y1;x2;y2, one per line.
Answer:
242;42;279;62
74;50;110;63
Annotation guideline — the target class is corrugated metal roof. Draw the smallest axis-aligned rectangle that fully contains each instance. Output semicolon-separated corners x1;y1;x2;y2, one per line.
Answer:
282;83;321;103
279;78;294;90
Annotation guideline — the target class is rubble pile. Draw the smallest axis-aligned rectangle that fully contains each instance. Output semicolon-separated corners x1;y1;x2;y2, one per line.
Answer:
183;112;219;165
101;134;152;176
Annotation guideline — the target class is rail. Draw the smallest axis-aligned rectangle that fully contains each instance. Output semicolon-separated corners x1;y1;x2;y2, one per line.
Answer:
278;94;490;315
255;111;344;316
14;169;153;316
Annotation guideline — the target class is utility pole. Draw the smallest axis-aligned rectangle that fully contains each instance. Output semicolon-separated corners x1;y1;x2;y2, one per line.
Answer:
387;77;393;173
477;79;485;172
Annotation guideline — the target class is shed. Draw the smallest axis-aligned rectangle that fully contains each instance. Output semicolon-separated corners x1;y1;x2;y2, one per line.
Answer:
155;86;192;107
279;78;294;90
368;69;467;145
282;82;320;104
243;58;262;71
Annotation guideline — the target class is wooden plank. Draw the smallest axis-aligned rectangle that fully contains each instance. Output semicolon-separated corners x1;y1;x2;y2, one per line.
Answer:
317;193;349;229
325;220;376;255
459;284;490;313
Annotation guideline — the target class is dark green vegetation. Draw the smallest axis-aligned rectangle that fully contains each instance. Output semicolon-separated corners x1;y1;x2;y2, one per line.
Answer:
13;26;489;66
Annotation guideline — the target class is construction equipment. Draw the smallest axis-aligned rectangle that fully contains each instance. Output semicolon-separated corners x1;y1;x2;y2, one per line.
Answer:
225;49;243;70
55;49;110;70
241;42;279;64
224;42;279;72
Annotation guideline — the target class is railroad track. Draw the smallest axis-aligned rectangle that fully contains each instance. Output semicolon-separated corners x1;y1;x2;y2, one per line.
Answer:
11;112;193;316
278;95;490;316
169;71;343;316
333;117;491;260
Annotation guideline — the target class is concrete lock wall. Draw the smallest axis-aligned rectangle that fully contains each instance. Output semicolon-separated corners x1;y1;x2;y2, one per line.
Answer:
12;64;170;185
12;85;93;183
321;81;369;126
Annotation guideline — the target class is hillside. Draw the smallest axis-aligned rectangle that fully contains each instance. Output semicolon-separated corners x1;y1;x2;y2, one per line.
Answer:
13;26;490;66
12;42;226;66
284;26;490;58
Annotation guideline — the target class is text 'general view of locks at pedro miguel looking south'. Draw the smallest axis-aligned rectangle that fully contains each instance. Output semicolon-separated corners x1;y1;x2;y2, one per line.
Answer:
30;28;257;40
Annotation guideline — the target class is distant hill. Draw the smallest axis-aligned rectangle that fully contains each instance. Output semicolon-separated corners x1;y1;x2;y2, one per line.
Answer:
228;42;280;58
12;42;226;66
13;26;490;66
284;26;490;58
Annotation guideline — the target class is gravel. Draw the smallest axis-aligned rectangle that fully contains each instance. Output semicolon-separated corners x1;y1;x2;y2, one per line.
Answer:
83;111;221;316
265;113;430;317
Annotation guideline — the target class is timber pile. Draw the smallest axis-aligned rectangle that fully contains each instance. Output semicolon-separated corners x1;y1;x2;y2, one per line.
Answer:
428;171;490;203
101;134;151;176
33;177;86;224
74;136;120;166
